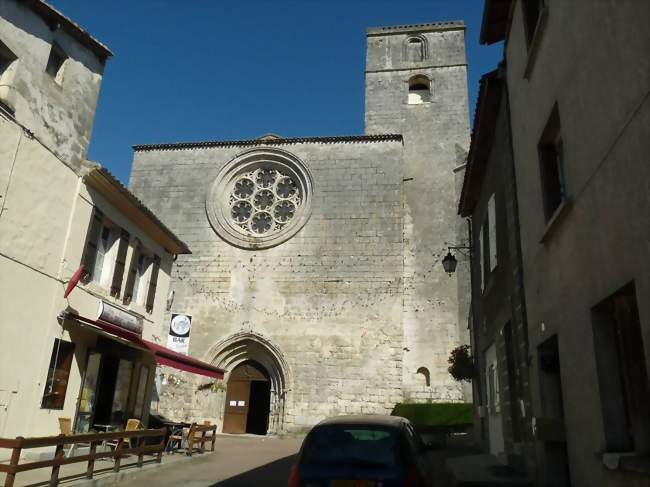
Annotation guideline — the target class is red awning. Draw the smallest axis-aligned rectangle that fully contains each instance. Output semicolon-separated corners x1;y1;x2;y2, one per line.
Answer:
64;312;224;379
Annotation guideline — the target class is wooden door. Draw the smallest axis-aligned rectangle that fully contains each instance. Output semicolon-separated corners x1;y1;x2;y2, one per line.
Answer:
223;380;251;434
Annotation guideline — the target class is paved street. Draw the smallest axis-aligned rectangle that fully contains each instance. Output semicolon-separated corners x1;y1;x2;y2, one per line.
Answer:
100;435;481;487
1;433;525;487
104;435;303;487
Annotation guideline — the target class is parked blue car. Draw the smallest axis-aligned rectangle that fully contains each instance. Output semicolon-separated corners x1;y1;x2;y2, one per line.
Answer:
288;415;433;487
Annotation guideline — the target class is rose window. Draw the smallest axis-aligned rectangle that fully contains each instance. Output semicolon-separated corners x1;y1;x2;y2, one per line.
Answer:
207;148;313;249
228;167;303;236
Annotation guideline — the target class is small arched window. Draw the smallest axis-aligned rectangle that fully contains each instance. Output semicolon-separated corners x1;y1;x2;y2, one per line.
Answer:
406;36;425;62
408;75;431;104
417;367;431;387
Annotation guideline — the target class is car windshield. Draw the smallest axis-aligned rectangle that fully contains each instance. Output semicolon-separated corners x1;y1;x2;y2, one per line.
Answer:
301;425;402;467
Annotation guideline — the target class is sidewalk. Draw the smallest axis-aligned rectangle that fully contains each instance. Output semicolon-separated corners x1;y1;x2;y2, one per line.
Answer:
437;435;533;487
446;454;532;487
0;450;203;487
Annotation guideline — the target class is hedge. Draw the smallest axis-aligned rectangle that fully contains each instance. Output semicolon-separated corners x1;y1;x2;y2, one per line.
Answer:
391;402;473;427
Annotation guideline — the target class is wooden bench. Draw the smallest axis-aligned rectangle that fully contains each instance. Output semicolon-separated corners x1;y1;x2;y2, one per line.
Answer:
185;423;216;456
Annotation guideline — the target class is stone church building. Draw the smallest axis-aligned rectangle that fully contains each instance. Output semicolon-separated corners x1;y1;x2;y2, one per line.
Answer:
129;21;471;434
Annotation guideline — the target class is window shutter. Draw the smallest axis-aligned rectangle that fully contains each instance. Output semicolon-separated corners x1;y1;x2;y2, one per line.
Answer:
110;229;130;297
488;195;497;271
123;242;141;304
494;360;500;413
479;226;484;291
80;208;104;282
145;254;161;313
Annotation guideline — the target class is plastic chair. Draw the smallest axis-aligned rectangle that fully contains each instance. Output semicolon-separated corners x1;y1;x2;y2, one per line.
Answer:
58;417;90;458
106;418;142;453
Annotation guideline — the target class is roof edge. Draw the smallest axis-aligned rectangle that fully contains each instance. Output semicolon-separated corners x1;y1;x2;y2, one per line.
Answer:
459;69;501;217
27;0;112;60
480;0;513;45
367;20;465;35
84;167;190;255
133;134;404;152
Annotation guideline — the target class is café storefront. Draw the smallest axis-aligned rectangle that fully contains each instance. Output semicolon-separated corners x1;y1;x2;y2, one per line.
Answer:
59;305;224;433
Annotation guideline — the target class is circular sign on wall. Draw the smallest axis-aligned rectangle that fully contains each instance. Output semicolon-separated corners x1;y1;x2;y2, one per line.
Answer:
206;148;314;250
170;314;192;336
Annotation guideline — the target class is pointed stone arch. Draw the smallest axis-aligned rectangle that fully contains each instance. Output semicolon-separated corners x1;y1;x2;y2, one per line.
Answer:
207;332;292;434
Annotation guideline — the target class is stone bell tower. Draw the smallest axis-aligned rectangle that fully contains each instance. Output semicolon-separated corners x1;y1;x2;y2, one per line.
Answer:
365;21;471;401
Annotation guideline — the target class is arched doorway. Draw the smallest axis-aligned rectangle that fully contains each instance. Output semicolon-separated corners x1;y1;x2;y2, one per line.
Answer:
223;361;271;435
209;332;291;435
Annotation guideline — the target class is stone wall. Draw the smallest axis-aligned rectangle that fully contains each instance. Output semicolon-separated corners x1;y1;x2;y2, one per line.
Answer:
365;23;471;402
130;139;406;431
0;0;105;168
504;1;650;485
130;21;473;432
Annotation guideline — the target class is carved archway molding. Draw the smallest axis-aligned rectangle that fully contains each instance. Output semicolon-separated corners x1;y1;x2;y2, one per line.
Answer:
205;331;292;434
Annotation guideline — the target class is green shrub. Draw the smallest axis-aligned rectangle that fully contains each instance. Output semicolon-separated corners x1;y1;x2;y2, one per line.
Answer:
391;402;473;427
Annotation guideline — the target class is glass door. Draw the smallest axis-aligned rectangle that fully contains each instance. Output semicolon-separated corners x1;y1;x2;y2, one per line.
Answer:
75;352;101;433
132;365;150;419
110;359;134;427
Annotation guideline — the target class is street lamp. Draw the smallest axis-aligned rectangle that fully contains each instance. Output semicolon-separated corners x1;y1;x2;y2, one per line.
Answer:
442;246;471;276
442;251;458;274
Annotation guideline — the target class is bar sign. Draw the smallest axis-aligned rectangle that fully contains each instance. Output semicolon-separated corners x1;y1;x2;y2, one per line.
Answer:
167;313;192;355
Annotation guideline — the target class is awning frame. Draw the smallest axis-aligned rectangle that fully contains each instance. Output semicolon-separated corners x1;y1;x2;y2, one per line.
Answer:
61;311;225;380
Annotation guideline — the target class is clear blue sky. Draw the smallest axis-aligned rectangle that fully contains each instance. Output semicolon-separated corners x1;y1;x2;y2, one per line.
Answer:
51;0;502;183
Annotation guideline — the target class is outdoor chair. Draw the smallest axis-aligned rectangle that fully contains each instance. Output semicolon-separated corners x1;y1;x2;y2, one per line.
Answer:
186;422;217;456
58;417;90;458
106;418;143;454
180;421;212;445
191;420;211;442
166;422;192;454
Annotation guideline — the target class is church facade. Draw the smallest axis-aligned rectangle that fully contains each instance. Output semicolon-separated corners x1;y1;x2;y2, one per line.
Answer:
129;20;471;434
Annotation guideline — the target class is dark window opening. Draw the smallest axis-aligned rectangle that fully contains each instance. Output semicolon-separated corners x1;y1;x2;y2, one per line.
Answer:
592;282;649;453
41;339;75;409
408;76;431;104
416;366;430;387
538;104;566;221
0;41;17;78
46;42;67;82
